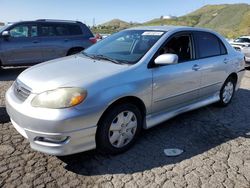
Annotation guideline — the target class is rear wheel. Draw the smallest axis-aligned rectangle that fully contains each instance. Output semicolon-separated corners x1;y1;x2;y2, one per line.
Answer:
96;103;143;154
218;77;236;107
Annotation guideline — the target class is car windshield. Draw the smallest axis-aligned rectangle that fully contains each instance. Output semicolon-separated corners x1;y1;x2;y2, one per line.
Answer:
83;30;165;64
234;38;250;43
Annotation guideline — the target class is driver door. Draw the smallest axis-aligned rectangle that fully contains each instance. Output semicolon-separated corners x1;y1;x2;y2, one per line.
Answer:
151;33;202;114
1;24;43;65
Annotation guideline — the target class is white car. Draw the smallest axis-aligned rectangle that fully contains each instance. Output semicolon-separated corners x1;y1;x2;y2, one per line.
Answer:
230;36;250;66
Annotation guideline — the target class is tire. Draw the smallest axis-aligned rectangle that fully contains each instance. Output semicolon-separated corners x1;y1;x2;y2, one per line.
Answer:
96;103;143;155
217;77;236;107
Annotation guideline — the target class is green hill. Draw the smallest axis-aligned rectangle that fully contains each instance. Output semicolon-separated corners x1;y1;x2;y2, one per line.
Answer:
144;4;250;38
93;4;250;38
92;19;137;34
101;19;131;28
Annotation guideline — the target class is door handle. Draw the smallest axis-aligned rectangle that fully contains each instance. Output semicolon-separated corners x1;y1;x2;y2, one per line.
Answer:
64;39;69;42
32;41;39;44
223;58;229;64
192;64;200;71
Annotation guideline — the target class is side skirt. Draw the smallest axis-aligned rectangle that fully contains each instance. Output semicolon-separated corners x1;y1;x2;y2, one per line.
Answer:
145;94;220;129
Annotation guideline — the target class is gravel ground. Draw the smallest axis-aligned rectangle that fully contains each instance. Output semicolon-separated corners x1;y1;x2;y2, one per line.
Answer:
0;67;250;188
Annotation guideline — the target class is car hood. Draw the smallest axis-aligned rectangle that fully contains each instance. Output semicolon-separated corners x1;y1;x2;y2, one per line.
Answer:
18;54;128;93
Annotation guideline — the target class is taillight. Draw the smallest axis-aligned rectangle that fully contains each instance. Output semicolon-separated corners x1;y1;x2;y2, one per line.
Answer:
89;37;97;44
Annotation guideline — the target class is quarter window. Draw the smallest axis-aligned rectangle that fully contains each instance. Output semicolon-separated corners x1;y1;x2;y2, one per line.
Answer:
220;41;227;55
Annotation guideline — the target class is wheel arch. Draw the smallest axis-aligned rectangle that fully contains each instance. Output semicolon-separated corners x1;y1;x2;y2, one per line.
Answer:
96;96;147;128
227;72;238;84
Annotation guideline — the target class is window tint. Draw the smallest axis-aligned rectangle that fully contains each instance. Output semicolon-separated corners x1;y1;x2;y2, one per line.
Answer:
159;35;192;62
55;25;69;36
68;25;82;35
10;25;29;38
195;32;221;58
40;24;56;36
220;41;227;55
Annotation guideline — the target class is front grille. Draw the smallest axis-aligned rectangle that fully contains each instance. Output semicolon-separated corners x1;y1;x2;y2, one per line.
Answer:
13;80;31;101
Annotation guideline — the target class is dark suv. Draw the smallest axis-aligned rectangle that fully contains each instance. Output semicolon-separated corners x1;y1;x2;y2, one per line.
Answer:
0;19;96;67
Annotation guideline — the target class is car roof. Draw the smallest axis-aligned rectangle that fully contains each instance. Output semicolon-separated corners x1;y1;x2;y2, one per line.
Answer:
10;19;83;25
126;25;215;33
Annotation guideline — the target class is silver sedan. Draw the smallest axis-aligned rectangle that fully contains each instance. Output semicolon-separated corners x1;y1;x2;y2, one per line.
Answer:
6;26;245;156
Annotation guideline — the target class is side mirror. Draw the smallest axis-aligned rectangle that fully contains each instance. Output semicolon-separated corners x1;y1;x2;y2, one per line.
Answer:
2;31;10;37
154;54;178;65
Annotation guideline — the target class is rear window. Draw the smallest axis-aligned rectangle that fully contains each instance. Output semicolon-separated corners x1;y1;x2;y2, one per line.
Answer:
195;32;221;58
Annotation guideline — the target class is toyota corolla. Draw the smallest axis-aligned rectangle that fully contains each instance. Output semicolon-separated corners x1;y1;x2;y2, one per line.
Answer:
6;26;245;156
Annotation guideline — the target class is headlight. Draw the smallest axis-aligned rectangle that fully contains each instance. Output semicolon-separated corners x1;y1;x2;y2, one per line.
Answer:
31;88;87;109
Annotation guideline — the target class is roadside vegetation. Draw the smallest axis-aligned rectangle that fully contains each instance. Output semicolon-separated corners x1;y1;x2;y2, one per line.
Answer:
92;4;250;38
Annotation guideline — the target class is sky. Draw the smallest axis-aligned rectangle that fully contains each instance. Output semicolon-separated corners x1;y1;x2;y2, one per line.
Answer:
0;0;249;26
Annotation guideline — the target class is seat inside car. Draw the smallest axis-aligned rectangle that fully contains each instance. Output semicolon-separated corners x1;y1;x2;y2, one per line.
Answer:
160;35;191;62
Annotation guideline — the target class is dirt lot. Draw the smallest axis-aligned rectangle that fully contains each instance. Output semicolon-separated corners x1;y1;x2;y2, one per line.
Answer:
0;68;250;188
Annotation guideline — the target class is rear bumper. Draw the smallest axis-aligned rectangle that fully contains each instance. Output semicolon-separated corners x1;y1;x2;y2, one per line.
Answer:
5;85;98;156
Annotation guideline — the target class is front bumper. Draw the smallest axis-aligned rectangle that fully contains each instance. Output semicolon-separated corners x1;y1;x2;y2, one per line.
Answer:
5;85;98;156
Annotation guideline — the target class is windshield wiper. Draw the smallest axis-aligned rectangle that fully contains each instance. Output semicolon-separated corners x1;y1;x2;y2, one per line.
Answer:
82;52;95;59
93;54;125;65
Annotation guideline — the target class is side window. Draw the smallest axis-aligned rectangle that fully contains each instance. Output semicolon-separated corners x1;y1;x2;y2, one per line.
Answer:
68;25;83;35
39;24;56;37
195;32;221;58
9;25;29;38
219;40;227;55
55;25;70;36
159;34;192;62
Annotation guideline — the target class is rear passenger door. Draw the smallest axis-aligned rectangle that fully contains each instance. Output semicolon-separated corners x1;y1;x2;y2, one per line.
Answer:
193;31;229;99
38;23;67;61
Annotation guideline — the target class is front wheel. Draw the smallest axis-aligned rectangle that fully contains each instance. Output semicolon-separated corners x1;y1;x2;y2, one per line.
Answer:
218;77;236;107
96;103;143;154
